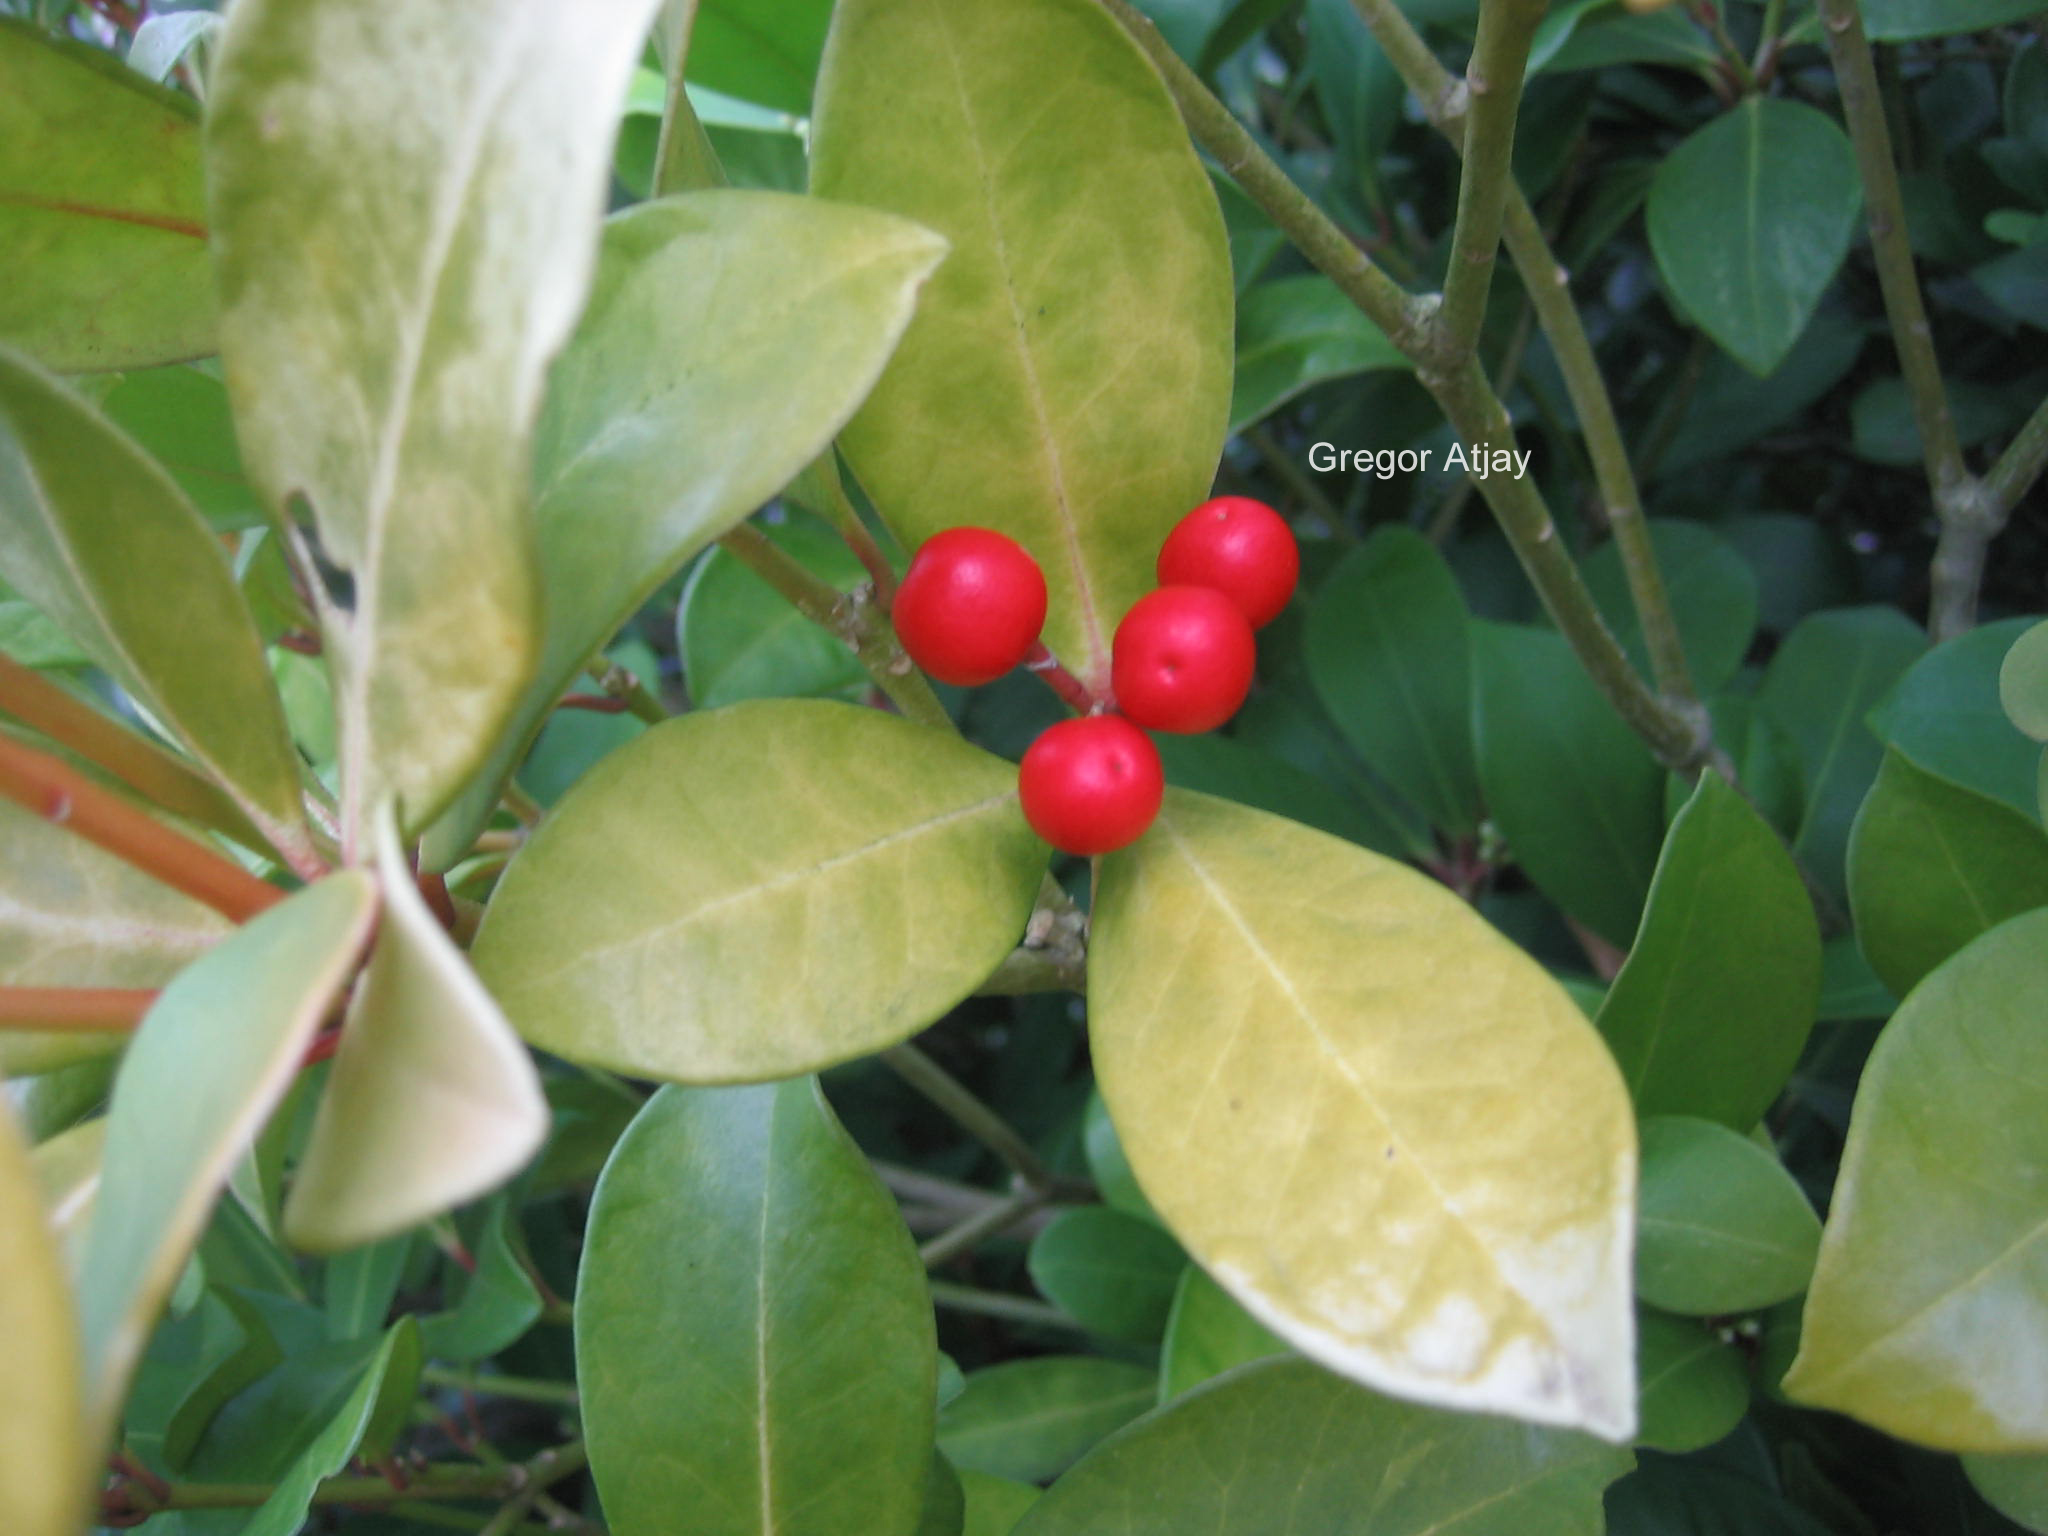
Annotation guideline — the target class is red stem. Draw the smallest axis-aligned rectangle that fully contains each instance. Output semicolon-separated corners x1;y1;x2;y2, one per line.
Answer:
1023;643;1102;713
0;987;157;1032
0;734;285;923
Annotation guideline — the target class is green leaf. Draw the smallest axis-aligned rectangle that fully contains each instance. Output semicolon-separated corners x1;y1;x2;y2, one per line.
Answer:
1307;528;1482;835
1231;275;1406;433
918;1451;968;1536
1013;1359;1632;1535
680;514;871;708
1594;772;1820;1129
0;1093;88;1536
1864;0;2048;41
1876;617;2041;816
961;1468;1042;1536
578;1081;935;1536
1785;908;2048;1451
1967;1453;2048;1533
1156;732;1416;856
206;0;661;838
0;347;313;868
1081;1088;1156;1222
418;1198;543;1364
690;0;835;114
1306;0;1403;178
1541;5;1719;73
0;20;213;371
1635;1117;1821;1316
322;1237;408;1341
1848;748;2048;1000
424;189;945;867
98;366;261;532
1159;1266;1288;1403
1027;1208;1186;1343
1606;1457;1836;1535
475;702;1046;1084
1474;622;1666;946
0;795;229;1076
1635;1311;1748;1455
1093;790;1639;1439
238;1318;422;1536
1647;98;1862;376
2002;620;2048;743
939;1358;1156;1484
159;1287;281;1471
812;0;1234;694
1757;606;1928;908
76;872;376;1447
284;806;546;1252
1579;521;1759;697
1851;375;2031;468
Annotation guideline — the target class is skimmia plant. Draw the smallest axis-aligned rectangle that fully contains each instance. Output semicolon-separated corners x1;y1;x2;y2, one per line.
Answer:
2;0;2047;1531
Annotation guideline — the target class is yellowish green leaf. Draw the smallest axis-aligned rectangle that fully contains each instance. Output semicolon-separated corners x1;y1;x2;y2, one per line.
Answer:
0;796;229;1075
423;190;947;867
1785;908;2048;1452
0;21;213;371
32;1113;105;1264
812;0;1234;693
475;701;1046;1083
76;872;376;1446
0;347;313;868
0;1092;89;1536
1091;790;1638;1440
206;0;662;838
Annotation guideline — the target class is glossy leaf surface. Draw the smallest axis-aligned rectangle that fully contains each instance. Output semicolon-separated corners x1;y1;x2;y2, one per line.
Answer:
207;0;661;836
1579;521;1759;696
578;1081;935;1536
1027;1207;1185;1343
2001;619;2048;742
1595;771;1820;1130
285;807;546;1251
1864;0;2047;39
427;190;946;865
475;702;1046;1083
1231;275;1405;432
0;347;311;866
1635;1117;1821;1316
1786;909;2048;1451
1648;99;1861;375
0;1095;87;1536
76;873;376;1445
1474;622;1665;947
939;1358;1156;1485
1757;606;1928;907
0;21;213;370
1877;617;2040;816
1307;528;1481;835
1848;748;2048;1000
1013;1359;1631;1535
812;0;1234;692
1634;1312;1748;1455
1159;1265;1288;1402
680;513;871;709
1092;790;1638;1439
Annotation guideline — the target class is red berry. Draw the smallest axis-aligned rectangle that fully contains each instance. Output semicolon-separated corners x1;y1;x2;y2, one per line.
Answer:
893;527;1048;687
1111;586;1256;734
1018;715;1165;856
1156;496;1299;629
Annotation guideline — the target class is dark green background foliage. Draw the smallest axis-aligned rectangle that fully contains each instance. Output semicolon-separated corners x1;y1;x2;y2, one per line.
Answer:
1;0;2046;1534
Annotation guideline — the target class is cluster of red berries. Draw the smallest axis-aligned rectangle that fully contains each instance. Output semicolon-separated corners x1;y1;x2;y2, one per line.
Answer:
892;498;1299;857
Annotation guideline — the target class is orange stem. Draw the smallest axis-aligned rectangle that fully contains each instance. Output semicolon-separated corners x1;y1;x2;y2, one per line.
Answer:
0;986;156;1032
0;734;284;923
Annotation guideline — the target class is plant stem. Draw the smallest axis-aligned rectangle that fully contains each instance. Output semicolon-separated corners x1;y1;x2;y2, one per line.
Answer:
420;1366;580;1408
1985;391;2048;517
582;660;668;725
1099;0;1710;770
927;1281;1082;1332
1023;643;1100;714
102;1445;582;1518
920;1189;1047;1268
0;655;278;857
475;1443;591;1536
0;986;155;1031
1245;423;1347;535
881;1042;1058;1194
717;522;954;728
0;734;286;922
1437;0;1545;361
1815;0;1993;641
1344;0;1700;705
793;454;900;605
